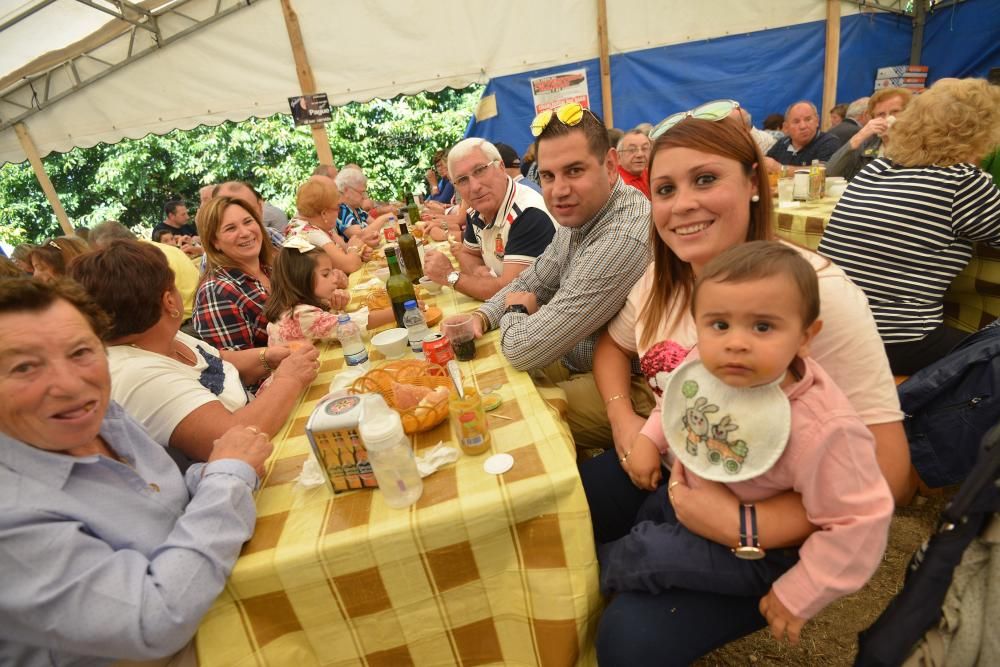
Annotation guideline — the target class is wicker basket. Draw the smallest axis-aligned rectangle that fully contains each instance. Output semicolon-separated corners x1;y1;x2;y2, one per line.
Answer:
349;360;452;433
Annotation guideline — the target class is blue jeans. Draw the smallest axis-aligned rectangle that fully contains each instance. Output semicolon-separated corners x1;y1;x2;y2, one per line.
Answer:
580;450;799;666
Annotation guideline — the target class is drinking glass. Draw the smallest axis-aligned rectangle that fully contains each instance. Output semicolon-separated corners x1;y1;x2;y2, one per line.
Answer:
442;314;476;361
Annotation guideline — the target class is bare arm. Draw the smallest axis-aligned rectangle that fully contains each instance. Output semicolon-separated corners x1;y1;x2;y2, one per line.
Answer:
594;331;645;459
452;260;533;301
219;346;291;386
168;349;318;460
321;240;364;274
870;420;915;505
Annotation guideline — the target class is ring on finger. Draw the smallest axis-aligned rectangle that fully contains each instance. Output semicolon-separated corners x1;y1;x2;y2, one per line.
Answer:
668;480;681;490
246;426;259;434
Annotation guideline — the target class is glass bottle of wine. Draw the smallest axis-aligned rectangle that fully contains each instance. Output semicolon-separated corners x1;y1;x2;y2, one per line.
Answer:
397;217;423;285
385;246;417;327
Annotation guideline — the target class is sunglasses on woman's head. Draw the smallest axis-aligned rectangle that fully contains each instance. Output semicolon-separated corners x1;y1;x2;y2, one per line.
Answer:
530;102;597;137
650;99;740;140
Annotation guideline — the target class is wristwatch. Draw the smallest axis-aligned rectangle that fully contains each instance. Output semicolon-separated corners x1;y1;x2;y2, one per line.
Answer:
447;270;460;287
733;503;766;560
504;304;529;316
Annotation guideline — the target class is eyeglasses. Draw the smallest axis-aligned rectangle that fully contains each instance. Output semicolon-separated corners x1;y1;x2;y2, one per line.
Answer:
530;102;597;137
650;99;740;140
452;160;498;188
619;144;651;156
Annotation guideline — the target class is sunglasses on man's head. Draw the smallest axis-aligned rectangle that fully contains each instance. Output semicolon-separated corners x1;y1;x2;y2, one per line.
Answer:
650;99;740;140
530;102;598;137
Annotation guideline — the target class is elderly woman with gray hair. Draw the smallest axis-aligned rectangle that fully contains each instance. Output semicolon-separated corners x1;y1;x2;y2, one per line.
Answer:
0;277;271;665
333;166;395;242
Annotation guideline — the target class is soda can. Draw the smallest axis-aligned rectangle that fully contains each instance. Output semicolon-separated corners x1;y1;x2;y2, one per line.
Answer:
383;227;397;243
423;332;455;367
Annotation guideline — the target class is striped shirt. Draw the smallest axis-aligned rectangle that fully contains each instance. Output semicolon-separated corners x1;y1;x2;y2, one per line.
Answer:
479;178;650;372
818;159;1000;343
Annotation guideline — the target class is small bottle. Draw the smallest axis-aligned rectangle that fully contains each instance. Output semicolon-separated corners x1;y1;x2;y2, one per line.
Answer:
358;395;423;508
402;300;429;359
336;314;369;368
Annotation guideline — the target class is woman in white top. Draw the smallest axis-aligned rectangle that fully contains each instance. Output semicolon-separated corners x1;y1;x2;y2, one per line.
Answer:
70;240;320;464
582;106;912;665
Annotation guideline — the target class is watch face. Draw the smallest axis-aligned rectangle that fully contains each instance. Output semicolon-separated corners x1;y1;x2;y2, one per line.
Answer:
733;546;766;561
447;271;459;285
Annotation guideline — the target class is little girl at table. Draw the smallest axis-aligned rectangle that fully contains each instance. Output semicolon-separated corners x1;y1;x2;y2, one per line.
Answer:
601;241;894;644
263;237;394;346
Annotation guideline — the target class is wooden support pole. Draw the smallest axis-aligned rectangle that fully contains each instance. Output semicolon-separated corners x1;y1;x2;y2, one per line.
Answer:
910;0;927;66
597;0;614;127
279;0;334;166
14;122;74;236
821;0;841;130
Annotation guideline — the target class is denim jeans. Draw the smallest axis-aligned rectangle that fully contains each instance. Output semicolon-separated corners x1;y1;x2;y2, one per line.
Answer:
580;450;799;666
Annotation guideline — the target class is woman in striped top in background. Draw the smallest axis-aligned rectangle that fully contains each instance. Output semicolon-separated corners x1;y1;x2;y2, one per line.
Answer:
818;78;1000;375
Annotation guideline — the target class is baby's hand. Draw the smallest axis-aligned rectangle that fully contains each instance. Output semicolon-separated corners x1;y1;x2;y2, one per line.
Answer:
759;589;806;645
624;435;662;491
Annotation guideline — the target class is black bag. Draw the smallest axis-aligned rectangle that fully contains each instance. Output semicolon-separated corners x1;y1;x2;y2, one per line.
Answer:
853;424;1000;666
899;322;1000;487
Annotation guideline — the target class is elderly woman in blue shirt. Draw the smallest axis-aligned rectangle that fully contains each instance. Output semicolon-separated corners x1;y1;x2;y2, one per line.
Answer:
0;277;271;666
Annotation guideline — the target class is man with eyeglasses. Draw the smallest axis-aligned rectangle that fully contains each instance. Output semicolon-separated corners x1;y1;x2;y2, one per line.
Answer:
446;104;651;449
422;138;556;301
616;129;652;199
333;166;392;244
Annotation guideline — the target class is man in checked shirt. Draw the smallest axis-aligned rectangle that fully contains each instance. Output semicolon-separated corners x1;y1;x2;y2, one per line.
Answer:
446;104;652;448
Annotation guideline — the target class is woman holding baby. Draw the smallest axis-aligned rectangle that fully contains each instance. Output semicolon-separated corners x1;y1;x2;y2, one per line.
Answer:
581;103;912;665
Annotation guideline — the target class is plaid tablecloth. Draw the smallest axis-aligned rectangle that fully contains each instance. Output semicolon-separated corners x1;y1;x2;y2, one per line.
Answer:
773;197;999;332
195;272;601;666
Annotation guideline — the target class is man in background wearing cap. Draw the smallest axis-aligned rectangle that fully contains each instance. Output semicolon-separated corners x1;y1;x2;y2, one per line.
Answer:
615;129;651;199
496;142;542;194
422;138;556;301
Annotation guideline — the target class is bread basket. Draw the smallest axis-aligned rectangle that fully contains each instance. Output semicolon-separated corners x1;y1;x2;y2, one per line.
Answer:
349;360;451;433
366;286;391;311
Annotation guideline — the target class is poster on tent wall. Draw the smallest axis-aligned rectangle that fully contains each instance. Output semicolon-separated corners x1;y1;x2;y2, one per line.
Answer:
530;69;590;113
288;93;332;126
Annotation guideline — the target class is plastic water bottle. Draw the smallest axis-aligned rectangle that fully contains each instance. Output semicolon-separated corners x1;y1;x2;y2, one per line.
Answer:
402;300;429;359
336;313;369;368
358;395;423;508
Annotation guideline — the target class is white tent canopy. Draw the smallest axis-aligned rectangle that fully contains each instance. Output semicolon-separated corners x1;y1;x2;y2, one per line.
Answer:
0;0;862;167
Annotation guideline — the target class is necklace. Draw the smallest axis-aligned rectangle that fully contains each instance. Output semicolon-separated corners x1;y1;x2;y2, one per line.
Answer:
128;341;196;366
171;342;196;365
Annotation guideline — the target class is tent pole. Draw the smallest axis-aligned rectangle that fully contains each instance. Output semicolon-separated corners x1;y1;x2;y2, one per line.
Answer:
279;0;334;167
13;122;73;236
821;0;841;131
597;0;614;127
910;0;926;66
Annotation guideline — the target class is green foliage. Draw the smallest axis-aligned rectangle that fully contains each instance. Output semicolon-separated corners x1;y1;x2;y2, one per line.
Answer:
0;86;481;245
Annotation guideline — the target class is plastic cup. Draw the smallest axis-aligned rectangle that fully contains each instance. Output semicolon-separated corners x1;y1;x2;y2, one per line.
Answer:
442;314;476;361
777;178;794;205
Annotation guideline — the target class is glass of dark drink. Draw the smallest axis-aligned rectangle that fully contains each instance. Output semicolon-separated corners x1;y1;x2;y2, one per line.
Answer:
442;314;476;361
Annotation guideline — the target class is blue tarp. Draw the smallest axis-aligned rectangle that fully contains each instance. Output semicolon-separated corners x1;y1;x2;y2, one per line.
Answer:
467;0;995;155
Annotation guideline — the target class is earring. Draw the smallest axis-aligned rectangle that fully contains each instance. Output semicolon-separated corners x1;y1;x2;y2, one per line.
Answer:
170;309;181;319
751;194;760;202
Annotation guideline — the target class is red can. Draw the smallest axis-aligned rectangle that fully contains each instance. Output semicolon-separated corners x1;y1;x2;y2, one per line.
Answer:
423;332;455;367
383;227;397;243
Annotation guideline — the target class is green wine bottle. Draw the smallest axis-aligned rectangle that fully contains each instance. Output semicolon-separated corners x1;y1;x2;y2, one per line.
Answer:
385;246;417;327
407;191;421;227
397;220;423;284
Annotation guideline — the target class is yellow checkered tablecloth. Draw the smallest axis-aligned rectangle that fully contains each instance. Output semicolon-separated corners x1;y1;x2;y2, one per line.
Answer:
773;197;1000;333
195;276;601;666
